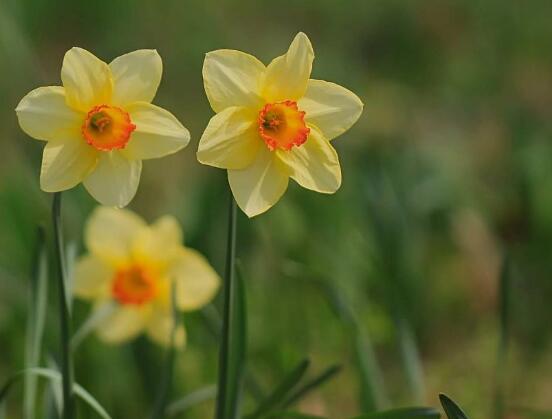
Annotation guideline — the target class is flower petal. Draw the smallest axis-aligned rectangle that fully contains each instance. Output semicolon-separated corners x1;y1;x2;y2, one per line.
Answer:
203;49;265;112
145;306;186;347
168;248;220;311
121;102;190;160
73;254;114;299
40;139;97;192
61;47;112;112
133;215;183;266
109;49;162;106
277;126;341;193
197;106;260;169
228;146;289;217
298;79;363;140
262;32;314;102
15;86;84;141
96;303;149;344
83;151;142;207
85;206;146;265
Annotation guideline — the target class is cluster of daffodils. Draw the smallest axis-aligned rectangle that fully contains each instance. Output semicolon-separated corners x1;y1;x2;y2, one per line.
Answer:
16;33;363;347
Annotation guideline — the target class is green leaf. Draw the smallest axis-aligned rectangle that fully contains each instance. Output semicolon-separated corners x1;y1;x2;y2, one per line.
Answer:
352;407;441;419
439;394;468;419
246;359;310;419
166;385;217;417
283;364;341;408
0;368;112;419
24;227;48;419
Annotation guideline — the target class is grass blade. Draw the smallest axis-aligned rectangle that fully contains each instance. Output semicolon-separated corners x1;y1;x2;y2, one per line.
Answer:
282;364;341;409
439;394;469;419
352;407;441;419
166;385;217;417
24;227;48;419
246;359;310;419
70;301;117;352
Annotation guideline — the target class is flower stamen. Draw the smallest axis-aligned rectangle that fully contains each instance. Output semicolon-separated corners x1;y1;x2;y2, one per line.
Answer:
258;100;310;151
112;265;157;305
82;105;136;151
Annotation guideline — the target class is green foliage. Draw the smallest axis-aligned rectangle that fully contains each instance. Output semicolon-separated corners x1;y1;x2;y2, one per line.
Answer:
439;394;469;419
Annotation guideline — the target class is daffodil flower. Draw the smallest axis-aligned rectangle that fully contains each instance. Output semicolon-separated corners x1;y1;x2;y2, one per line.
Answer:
16;48;190;207
198;32;364;217
73;207;220;347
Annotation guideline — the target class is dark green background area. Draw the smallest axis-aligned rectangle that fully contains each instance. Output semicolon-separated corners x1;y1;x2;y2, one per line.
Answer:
1;0;552;417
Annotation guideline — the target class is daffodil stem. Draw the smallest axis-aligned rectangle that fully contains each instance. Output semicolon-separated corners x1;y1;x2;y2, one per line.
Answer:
52;192;75;419
215;194;238;419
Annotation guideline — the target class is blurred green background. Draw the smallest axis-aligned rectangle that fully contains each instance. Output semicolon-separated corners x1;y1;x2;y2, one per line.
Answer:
1;0;552;418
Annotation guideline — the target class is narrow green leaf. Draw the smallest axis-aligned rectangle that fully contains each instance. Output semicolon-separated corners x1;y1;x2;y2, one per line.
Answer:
166;385;217;417
283;364;341;408
439;394;468;419
246;359;310;419
71;301;117;352
352;407;441;419
24;227;48;419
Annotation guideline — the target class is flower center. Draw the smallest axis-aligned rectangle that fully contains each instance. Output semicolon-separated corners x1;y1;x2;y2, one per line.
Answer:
112;265;157;305
82;105;136;151
258;100;310;151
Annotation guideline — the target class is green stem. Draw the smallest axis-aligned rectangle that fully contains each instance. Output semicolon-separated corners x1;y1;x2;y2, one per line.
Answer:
52;192;74;419
215;194;238;419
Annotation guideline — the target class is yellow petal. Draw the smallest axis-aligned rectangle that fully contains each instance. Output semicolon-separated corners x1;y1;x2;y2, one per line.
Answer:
120;102;190;160
61;47;112;112
145;306;186;347
40;139;97;192
83;151;142;207
96;303;149;344
262;32;314;102
109;49;162;106
168;248;220;311
15;86;84;141
276;126;341;193
85;206;146;265
228;146;289;217
298;79;363;140
73;254;113;299
133;215;183;266
203;49;265;112
197;106;261;169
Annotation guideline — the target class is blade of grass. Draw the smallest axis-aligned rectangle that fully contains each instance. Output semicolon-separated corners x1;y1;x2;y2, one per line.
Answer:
282;364;341;409
150;280;179;419
215;195;246;419
166;385;217;417
439;394;469;419
52;192;75;419
24;227;48;419
70;301;117;352
245;359;310;419
352;407;441;419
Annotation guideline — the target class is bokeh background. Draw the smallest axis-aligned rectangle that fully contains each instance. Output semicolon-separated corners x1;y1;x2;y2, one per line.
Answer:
1;0;552;418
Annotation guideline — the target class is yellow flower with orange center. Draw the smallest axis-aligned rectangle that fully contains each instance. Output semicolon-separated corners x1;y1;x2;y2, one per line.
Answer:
197;32;364;217
16;48;190;207
73;207;220;346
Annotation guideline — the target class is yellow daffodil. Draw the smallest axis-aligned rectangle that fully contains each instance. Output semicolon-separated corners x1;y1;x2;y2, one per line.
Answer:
198;32;363;217
16;48;190;207
73;207;220;347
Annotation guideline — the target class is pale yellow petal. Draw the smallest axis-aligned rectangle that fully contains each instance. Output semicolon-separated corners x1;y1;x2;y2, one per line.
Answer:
85;206;146;265
168;248;220;311
96;303;149;344
228;146;289;217
203;49;265;112
61;47;112;111
110;49;162;106
15;86;84;141
73;254;113;299
40;139;97;192
145;307;186;348
120;102;190;160
133;215;183;266
276;126;341;193
83;151;142;207
298;79;363;140
262;32;314;102
197;106;261;169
